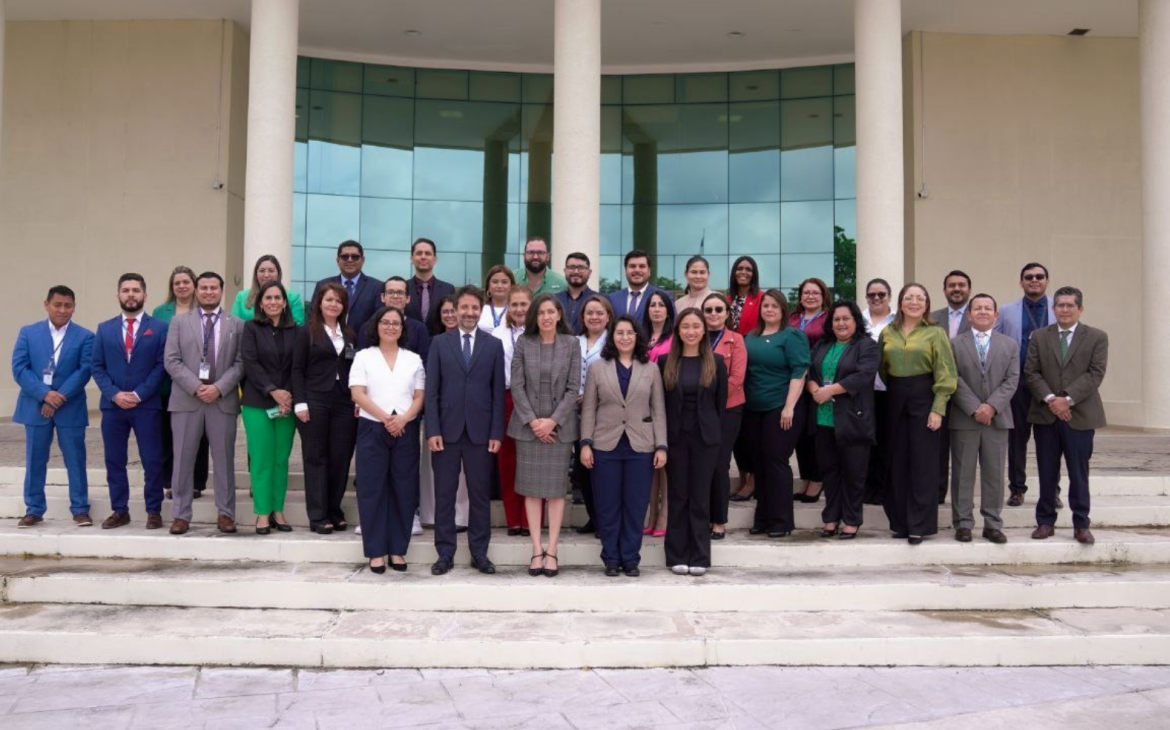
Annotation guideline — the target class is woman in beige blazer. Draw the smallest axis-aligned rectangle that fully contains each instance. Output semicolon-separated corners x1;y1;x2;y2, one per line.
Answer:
580;316;668;577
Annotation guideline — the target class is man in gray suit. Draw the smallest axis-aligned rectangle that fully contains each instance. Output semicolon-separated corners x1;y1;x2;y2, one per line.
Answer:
949;294;1018;544
932;270;973;504
164;272;245;535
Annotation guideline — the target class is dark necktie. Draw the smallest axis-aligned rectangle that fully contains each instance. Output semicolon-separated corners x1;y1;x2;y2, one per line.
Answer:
463;333;472;369
203;312;218;382
420;281;431;323
629;290;641;316
1060;330;1070;363
344;280;356;321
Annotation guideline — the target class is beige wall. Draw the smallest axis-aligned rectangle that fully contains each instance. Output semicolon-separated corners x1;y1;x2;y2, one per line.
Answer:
0;20;249;416
904;32;1143;426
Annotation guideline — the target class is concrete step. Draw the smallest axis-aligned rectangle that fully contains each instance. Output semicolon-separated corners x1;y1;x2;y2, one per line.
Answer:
4;520;1170;568
5;557;1170;614
3;466;1167;496
3;486;1169;530
1;602;1167;668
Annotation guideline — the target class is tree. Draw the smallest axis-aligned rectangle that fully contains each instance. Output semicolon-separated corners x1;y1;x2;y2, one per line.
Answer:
833;225;857;303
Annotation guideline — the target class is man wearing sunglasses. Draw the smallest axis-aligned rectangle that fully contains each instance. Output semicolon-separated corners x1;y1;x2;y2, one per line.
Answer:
316;240;383;348
995;263;1057;507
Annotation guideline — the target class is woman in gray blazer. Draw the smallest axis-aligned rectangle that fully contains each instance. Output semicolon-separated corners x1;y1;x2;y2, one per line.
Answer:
507;294;582;578
580;316;668;577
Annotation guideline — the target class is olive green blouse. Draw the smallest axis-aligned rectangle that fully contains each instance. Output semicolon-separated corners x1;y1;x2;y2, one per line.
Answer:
878;322;957;415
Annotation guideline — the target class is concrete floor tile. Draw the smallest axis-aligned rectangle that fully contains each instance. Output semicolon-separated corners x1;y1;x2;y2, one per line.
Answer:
0;694;17;714
276;685;384;714
1141;687;1170;708
458;711;576;729
660;692;733;722
311;701;461;730
0;666;31;678
126;695;278;729
194;668;295;698
866;689;1167;729
1051;665;1170;691
9;665;197;713
418;668;492;680
443;670;622;720
1;705;135;730
596;668;715;702
296;668;425;691
561;699;678;729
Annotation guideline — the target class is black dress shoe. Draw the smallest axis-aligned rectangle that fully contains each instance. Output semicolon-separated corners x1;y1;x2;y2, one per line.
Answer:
333;520;348;532
729;492;753;502
520;528;531;537
820;527;838;538
507;527;523;536
471;556;496;574
797;491;823;504
604;564;620;577
256;525;271;535
273;521;292;532
431;559;453;575
710;529;726;540
456;526;468;534
369;560;386;575
907;536;923;545
954;528;972;543
622;565;640;577
982;527;1008;544
390;560;408;572
312;524;334;535
838;530;858;540
749;526;765;535
1007;490;1025;507
892;531;908;539
768;529;791;538
576;521;597;535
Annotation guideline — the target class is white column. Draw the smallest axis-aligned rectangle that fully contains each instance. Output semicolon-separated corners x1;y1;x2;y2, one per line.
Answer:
0;0;6;174
243;0;299;286
1142;0;1170;429
552;0;601;287
854;0;905;290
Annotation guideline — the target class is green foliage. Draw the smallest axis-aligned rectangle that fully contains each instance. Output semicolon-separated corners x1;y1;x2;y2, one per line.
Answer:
833;225;857;303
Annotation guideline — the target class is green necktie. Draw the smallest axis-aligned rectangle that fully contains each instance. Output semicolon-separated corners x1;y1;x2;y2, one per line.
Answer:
1060;330;1070;363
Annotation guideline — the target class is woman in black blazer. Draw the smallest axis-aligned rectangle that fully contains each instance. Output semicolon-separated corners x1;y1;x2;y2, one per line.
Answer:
292;282;357;534
240;281;300;534
806;301;880;539
659;307;727;576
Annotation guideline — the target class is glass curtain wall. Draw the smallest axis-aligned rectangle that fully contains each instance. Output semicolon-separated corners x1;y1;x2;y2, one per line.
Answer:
293;58;856;299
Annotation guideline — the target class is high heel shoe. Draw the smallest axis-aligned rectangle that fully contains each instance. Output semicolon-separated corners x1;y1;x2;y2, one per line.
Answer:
798;490;823;504
390;557;407;572
368;559;386;575
651;528;666;538
838;529;858;540
729;490;754;502
543;552;559;578
642;527;654;535
820;526;838;538
529;551;545;577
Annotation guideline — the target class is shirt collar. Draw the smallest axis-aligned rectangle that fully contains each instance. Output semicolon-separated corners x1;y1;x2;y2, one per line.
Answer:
1024;296;1047;309
1059;323;1079;335
200;306;223;318
628;284;648;295
121;312;142;324
48;320;70;336
457;326;478;340
341;273;361;287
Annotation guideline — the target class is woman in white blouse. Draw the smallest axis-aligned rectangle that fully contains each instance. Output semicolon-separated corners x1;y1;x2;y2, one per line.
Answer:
349;306;425;574
479;264;515;332
492;284;533;535
574;295;613;534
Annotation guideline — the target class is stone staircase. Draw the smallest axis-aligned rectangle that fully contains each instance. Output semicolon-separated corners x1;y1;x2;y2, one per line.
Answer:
1;467;1169;668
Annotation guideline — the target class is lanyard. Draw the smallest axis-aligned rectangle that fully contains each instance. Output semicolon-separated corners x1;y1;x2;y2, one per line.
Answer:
1023;299;1045;332
489;304;505;329
201;312;220;361
799;311;822;332
709;329;725;351
47;331;66;369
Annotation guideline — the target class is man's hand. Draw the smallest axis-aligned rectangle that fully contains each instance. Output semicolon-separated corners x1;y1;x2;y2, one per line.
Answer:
40;403;56;419
428;436;444;452
43;391;66;408
1048;397;1072;421
487;439;501;454
196;385;221;404
973;404;995;426
113;392;139;410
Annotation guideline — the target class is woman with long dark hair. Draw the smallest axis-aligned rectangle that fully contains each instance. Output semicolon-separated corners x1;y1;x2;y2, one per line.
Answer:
701;292;746;540
642;290;676;363
727;256;764;502
790;277;832;502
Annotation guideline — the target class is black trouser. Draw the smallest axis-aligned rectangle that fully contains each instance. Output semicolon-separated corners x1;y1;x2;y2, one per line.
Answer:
297;381;358;528
744;400;805;533
863;390;889;504
816;426;870;528
1034;421;1094;529
732;421;756;489
1007;377;1034;494
793;392;821;483
665;425;719;568
355;419;420;558
884;374;940;537
938;404;952;502
709;406;743;524
161;392;208;491
432;434;494;562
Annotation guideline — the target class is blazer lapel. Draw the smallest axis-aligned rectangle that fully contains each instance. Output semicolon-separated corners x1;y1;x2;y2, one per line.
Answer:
1062;326;1086;368
129;314;153;359
462;330;481;373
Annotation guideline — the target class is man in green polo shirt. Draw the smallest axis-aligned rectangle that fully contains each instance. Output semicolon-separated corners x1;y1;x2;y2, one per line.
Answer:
516;236;567;296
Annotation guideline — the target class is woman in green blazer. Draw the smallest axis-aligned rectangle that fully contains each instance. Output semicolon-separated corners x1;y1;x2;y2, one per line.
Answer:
231;255;305;325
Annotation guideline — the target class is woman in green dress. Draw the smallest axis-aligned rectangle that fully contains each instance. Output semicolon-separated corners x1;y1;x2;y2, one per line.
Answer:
231;255;305;325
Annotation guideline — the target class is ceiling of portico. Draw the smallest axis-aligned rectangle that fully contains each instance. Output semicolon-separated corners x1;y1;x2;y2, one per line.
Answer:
6;0;1140;73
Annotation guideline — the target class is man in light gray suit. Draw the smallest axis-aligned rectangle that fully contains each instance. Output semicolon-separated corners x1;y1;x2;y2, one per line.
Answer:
932;270;974;505
949;293;1019;544
164;272;245;535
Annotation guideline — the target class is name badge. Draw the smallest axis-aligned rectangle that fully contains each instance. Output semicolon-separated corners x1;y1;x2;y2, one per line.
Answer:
198;361;211;381
343;343;355;361
42;368;54;386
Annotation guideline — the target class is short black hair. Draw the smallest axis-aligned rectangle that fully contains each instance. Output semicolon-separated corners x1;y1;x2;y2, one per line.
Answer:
865;277;892;294
46;285;76;302
384;275;408;292
411;237;437;255
337;240;364;257
1053;286;1083;307
366;305;407;347
943;270;971;288
1019;262;1048;279
969;292;998;311
195;271;224;288
524;236;550;252
565;251;591;268
118;273;146;290
624;249;650;268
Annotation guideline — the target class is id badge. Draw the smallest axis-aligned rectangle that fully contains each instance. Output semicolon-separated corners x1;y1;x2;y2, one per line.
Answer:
198;361;211;381
343;343;355;361
42;368;54;386
265;406;283;419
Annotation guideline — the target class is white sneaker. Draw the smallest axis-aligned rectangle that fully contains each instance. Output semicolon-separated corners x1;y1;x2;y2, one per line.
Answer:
354;525;362;535
688;566;707;576
411;515;423;536
671;564;690;575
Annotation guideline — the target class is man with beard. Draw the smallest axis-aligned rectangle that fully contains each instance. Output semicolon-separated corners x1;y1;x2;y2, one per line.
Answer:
931;270;973;504
91;274;170;529
405;237;454;332
556;252;598;334
516;236;567;296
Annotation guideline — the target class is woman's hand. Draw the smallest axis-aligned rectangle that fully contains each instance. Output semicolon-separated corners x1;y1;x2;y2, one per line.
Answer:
927;412;943;431
780;406;796;430
386;413;409;437
580;444;594;469
811;386;835;405
653;450;667;469
295;410;310;424
270;389;293;410
530;418;556;440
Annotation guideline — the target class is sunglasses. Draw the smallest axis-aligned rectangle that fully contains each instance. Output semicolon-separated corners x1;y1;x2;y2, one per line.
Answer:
1022;273;1047;281
866;292;888;300
703;306;726;314
338;253;362;262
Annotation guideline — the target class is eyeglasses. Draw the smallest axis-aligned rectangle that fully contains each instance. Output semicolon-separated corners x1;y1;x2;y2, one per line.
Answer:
1022;273;1047;281
703;306;726;314
565;265;589;272
866;292;888;300
377;320;402;329
338;254;362;262
384;290;408;298
524;251;549;258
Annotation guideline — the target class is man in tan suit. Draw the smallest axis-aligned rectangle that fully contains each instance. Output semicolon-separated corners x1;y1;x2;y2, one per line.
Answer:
1025;286;1108;544
164;272;245;535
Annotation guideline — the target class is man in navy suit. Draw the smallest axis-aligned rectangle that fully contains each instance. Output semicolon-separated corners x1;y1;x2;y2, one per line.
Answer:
405;238;455;332
425;285;506;576
371;276;431;362
11;285;95;527
607;249;673;326
90;274;169;529
316;240;383;348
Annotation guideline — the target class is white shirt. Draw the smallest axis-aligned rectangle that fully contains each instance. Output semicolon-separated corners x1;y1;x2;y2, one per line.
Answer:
862;309;895;391
197;306;223;357
349;347;425;422
479;301;509;332
492;324;524;389
947;305;969;339
579;331;608;396
625;284;649;314
48;321;70;366
456;326;479;358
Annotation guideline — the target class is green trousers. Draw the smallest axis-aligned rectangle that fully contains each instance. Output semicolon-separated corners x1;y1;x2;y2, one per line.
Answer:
241;405;296;514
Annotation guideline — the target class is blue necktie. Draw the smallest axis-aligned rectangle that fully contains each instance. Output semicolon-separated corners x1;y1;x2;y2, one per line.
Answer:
344;280;355;321
463;333;472;369
628;290;641;316
975;333;989;369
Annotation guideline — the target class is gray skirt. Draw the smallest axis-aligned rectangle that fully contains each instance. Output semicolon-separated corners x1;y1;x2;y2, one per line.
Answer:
514;439;573;499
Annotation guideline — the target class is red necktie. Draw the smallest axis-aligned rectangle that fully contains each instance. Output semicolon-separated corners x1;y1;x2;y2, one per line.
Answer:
125;318;136;359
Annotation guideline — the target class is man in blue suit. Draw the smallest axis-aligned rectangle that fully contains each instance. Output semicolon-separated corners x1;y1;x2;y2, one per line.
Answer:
316;240;383;348
90;274;169;530
11;285;95;527
994;262;1058;507
425;285;506;576
607;249;673;327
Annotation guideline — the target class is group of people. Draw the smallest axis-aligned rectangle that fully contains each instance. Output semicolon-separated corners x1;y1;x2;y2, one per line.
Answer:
12;234;1110;577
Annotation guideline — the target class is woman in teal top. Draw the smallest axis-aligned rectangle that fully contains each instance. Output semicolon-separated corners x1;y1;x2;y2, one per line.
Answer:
231;255;306;325
807;301;880;540
742;288;809;538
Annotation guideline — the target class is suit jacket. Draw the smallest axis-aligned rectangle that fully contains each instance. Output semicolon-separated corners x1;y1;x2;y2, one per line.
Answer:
240;320;298;409
659;355;728;448
316;273;383;346
361;311;431;363
580;358;667;453
405;276;455;333
732;290;764;336
291;324;355;403
1025;323;1108;430
607;284;672;322
807;337;880;445
90;314;168;411
949;330;1018;430
11;320;95;427
507;334;582;443
425;328;506;444
931;306;973;337
995;297;1057;344
164;309;245;415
